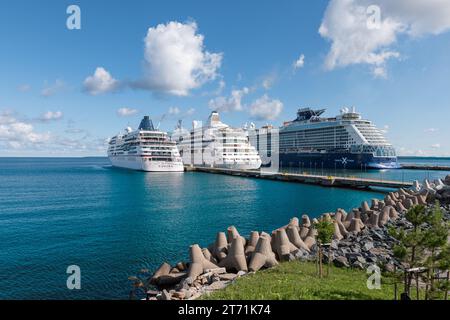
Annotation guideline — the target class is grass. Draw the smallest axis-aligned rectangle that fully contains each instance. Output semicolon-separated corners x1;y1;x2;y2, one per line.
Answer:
204;261;399;300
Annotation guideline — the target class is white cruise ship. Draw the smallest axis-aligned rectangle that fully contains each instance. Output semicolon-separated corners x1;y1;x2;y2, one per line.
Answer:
173;111;262;170
107;116;184;172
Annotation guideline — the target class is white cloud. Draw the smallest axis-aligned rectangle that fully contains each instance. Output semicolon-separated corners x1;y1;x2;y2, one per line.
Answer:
431;143;441;149
117;107;138;117
41;79;65;97
293;54;305;70
208;87;249;112
249;94;283;121
168;107;181;115
0;112;50;148
319;0;450;77
136;21;223;96
424;128;439;133
83;67;119;95
40;111;63;121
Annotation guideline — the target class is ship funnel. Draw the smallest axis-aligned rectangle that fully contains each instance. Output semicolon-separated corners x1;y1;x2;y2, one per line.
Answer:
138;116;155;131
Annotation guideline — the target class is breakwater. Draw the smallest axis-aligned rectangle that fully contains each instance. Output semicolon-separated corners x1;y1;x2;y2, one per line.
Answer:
184;166;413;190
143;175;450;300
401;164;450;171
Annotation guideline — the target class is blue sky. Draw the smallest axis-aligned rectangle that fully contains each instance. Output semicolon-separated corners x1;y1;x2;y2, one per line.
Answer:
1;0;449;156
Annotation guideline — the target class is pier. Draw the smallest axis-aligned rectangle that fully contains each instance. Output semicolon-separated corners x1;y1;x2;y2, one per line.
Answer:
184;166;413;190
401;164;450;171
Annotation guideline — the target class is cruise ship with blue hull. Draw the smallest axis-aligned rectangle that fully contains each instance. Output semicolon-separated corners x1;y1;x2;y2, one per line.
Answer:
276;107;399;170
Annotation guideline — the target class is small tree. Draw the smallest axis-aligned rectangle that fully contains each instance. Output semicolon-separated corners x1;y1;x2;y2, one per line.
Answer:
422;202;449;300
314;219;334;278
389;205;428;296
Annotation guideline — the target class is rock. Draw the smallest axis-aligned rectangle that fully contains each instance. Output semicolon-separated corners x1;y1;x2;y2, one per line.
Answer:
352;261;364;269
173;290;186;300
333;256;349;268
204;281;227;292
218;273;238;281
237;270;247;277
205;267;226;274
363;242;374;251
160;289;172;300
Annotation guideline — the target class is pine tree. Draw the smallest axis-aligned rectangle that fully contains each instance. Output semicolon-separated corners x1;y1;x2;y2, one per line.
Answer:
314;219;334;278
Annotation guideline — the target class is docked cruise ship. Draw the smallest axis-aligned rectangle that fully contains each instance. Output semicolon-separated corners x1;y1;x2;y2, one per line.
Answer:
173;111;262;170
261;107;399;169
107;116;184;172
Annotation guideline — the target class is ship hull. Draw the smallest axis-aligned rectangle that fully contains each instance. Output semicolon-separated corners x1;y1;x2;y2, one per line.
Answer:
279;152;399;170
108;156;184;172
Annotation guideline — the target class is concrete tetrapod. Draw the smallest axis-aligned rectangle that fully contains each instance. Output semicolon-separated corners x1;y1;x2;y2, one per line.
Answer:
218;236;248;272
150;262;171;285
361;201;371;213
348;218;364;233
389;206;399;220
301;215;311;228
303;227;317;249
248;235;278;272
336;219;349;237
379;206;391;227
227;226;247;246
244;231;260;255
367;212;380;229
333;220;344;241
212;232;228;261
272;228;298;261
286;225;310;252
187;244;219;280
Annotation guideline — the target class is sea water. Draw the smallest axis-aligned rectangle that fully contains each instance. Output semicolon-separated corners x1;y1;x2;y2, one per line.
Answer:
0;157;447;299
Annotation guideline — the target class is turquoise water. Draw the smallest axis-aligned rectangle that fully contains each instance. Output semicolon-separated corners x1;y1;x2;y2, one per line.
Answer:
0;157;448;299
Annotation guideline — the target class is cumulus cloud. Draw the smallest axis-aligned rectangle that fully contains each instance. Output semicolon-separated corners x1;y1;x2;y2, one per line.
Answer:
319;0;450;77
208;87;249;112
425;128;439;133
39;111;63;121
0;112;51;148
249;94;283;121
293;54;305;70
262;73;277;90
41;79;65;97
83;67;119;95
117;107;138;117
134;21;222;96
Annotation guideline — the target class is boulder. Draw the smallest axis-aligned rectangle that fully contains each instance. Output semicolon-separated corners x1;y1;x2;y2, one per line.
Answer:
334;256;350;268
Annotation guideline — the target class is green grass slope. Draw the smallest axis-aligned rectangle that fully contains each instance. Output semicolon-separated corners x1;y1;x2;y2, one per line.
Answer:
204;261;397;300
